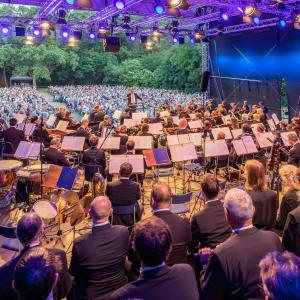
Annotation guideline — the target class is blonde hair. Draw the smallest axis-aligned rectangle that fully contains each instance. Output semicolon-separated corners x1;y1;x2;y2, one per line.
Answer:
253;113;261;122
217;131;225;140
279;165;299;192
245;160;266;191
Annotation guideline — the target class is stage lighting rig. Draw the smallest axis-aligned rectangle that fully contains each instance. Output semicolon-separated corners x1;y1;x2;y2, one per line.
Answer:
114;0;125;10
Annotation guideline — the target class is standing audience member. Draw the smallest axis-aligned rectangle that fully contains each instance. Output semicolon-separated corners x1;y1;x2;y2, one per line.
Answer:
244;160;278;230
69;196;129;299
259;251;300;300
200;188;282;300
0;213;71;300
150;182;191;265
191;174;231;251
111;217;199;300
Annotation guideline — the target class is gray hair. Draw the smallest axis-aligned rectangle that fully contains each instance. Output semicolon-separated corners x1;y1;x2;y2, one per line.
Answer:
224;188;254;224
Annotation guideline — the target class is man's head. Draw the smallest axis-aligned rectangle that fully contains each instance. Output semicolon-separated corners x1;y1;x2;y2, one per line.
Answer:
201;174;219;200
223;188;254;229
132;216;172;267
150;182;172;210
50;138;61;148
119;162;133;178
17;213;43;248
58;106;65;114
13;247;59;300
9;118;18;127
81;119;89;128
288;133;298;146
126;140;135;152
89;196;112;224
259;251;300;300
89;134;98;147
141;123;149;133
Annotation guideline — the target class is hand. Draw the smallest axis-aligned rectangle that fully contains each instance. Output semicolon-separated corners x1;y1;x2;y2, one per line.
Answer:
199;247;213;265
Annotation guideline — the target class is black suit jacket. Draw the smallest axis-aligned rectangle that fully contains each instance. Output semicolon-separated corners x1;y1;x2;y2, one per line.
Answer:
69;224;129;300
200;227;282;300
154;210;191;266
106;179;141;226
191;200;231;250
43;147;70;166
3;127;25;153
71;127;91;149
247;189;278;230
82;147;106;171
111;264;199;300
32;127;52;148
0;247;71;300
288;142;300;167
283;205;300;257
127;93;142;105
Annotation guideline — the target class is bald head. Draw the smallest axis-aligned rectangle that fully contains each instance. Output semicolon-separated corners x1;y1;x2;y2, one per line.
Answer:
89;196;112;223
151;182;172;210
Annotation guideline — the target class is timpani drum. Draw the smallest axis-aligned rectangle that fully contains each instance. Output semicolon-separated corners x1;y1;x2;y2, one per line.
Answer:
33;200;57;223
0;160;22;208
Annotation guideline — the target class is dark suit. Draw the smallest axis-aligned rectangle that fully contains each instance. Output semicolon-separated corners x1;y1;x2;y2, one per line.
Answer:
127;93;142;106
200;227;282;300
106;178;141;226
69;224;129;300
0;246;71;300
3;126;25;153
282;205;300;256
32;127;52;148
111;264;199;300
82;146;106;173
247;189;278;230
191;200;231;250
43;147;70;166
154;210;191;266
71;127;91;149
288;141;300;167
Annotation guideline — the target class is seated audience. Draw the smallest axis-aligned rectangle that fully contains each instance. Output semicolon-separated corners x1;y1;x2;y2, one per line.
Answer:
259;251;300;300
106;162;141;226
69;196;129;299
191;174;231;251
200;188;282;299
13;247;60;300
111;217;199;300
3;117;25;153
0;213;71;300
43;138;70;166
276;165;300;231
244;160;278;230
150;182;191;265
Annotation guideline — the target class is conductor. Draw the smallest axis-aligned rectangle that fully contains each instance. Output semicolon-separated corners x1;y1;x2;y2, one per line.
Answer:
126;88;142;112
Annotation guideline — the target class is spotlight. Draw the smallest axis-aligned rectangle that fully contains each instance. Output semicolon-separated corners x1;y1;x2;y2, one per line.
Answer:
68;35;79;47
130;34;136;41
40;17;51;30
154;2;165;14
65;0;74;4
146;41;153;49
57;8;67;25
244;4;261;17
167;0;182;8
77;0;92;8
189;37;194;44
60;28;70;39
152;26;163;38
279;19;286;27
253;17;260;25
88;30;97;41
1;24;10;35
23;35;36;45
194;30;204;40
172;35;178;43
114;0;125;10
32;27;42;38
221;13;229;21
294;13;300;29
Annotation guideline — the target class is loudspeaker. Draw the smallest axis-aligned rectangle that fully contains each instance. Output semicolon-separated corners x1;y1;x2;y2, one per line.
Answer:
200;70;210;93
104;36;120;52
15;26;25;37
140;35;148;44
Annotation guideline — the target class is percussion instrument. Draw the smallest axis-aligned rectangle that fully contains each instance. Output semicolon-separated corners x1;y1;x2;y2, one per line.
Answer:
33;200;57;222
0;160;22;208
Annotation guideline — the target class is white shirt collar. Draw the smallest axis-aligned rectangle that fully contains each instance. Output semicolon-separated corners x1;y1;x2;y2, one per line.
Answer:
232;224;254;233
93;221;110;228
206;197;220;204
153;208;170;213
141;262;165;273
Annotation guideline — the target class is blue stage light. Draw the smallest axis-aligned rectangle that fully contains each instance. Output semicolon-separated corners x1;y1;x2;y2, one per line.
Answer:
279;19;286;27
154;3;164;14
114;0;125;10
66;0;74;4
222;13;229;21
253;17;260;25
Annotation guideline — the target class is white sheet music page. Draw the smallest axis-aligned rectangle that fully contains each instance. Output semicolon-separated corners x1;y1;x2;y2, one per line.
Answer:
109;155;144;174
222;115;231;125
267;119;276;131
255;132;274;148
15;141;40;159
113;110;122;120
169;144;197;162
242;136;258;154
55;120;69;132
281;131;298;146
129;136;153;149
160;111;170;117
188;133;202;146
231;129;243;139
232;140;247;156
15;113;26;125
148;123;163;135
167;135;179;146
172;116;180;125
178;134;190;144
132;112;148;121
205;140;229;158
123;118;140;128
272;113;280;125
188;120;202;129
46;115;56;127
98;137;120;150
212;127;233;140
61;136;85;151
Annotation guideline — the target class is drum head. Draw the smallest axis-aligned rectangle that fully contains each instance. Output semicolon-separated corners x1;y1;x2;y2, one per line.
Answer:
0;160;22;171
33;200;57;220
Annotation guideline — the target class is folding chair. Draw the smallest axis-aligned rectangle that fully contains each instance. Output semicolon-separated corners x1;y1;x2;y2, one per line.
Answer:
171;192;193;216
0;225;22;252
111;203;138;228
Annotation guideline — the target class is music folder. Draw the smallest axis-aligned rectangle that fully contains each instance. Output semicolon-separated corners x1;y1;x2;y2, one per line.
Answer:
188;133;203;147
255;132;275;148
204;140;229;158
129;136;153;149
15;141;41;160
143;148;171;167
211;127;233;140
169;143;197;162
232;136;258;156
267;119;276;131
188;120;202;129
109;155;144;174
17;123;36;136
132;112;148;121
123;118;140;128
148;123;163;135
46;115;57;127
97;137;120;150
231;129;243;139
222;115;232;125
55;120;69;132
15;113;26;125
61;136;85;151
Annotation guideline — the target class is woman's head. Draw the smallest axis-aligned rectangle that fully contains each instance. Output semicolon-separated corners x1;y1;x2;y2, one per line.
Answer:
245;160;266;191
279;165;300;191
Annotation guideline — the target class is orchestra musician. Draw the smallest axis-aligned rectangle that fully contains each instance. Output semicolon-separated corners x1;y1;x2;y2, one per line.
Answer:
32;118;52;148
72;119;91;149
287;133;300;167
90;106;105;123
55;106;67;124
43;138;70;167
3;117;25;153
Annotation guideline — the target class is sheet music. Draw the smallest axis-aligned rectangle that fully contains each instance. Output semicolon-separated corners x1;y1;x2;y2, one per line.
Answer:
98;137;120;150
205;140;229;158
169;143;197;162
272;113;280;125
178;134;190;144
109;155;144;174
189;113;196;119
113;110;122;120
160;110;170;117
46;115;56;127
242;135;258;154
281;131;298;146
148;123;163;135
132;112;147;121
231;129;243;139
267;119;276;131
188;133;202;146
172;116;180;125
232;140;247;156
123;118;140;128
15;113;26;125
255;132;274;148
222;115;232;125
61;136;85;151
211;127;233;140
167;135;179;146
17;123;36;136
129;136;153;149
81;114;89;122
251;123;263;134
15;141;41;159
55;120;69;132
188;120;202;129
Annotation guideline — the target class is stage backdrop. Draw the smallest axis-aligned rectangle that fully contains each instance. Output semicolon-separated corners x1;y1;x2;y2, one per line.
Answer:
209;27;300;118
